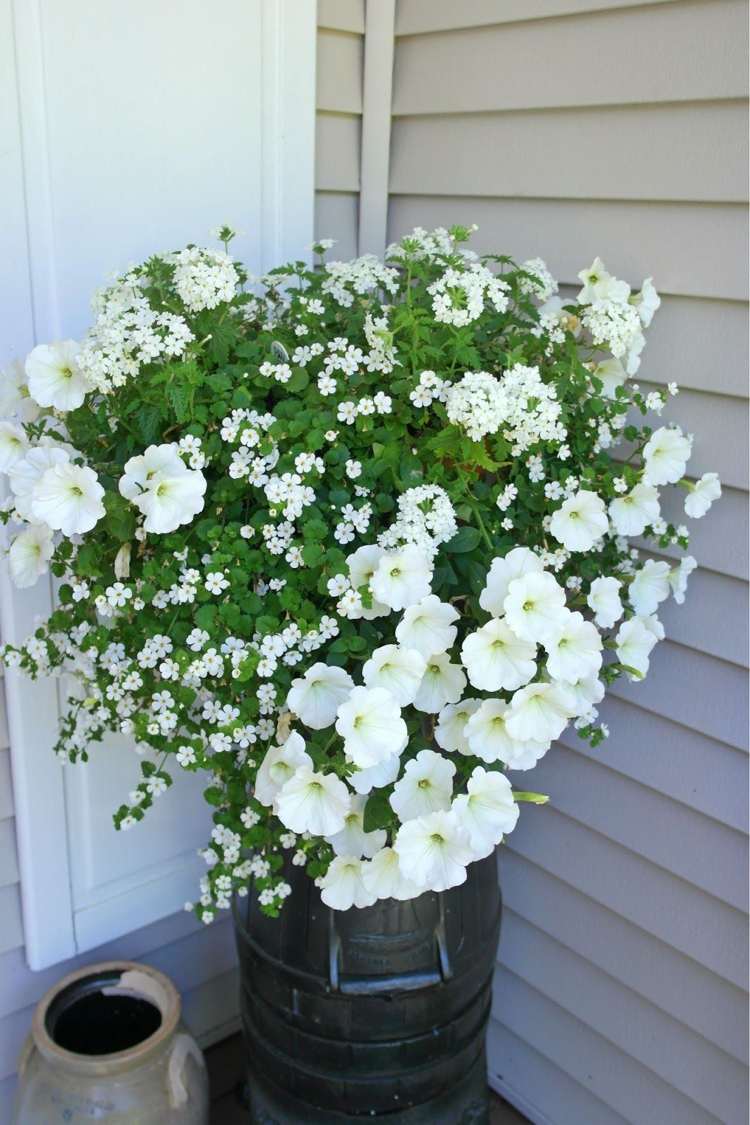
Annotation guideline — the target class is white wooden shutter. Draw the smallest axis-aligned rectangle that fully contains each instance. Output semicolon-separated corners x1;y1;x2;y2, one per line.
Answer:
1;0;316;970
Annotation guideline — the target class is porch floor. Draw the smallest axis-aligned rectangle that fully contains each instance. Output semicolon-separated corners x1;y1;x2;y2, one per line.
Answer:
206;1033;527;1123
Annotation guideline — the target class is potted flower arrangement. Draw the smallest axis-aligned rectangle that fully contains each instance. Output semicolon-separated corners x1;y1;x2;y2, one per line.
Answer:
0;226;720;1122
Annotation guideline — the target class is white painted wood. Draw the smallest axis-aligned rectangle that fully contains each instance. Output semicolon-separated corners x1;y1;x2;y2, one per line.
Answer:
358;0;396;255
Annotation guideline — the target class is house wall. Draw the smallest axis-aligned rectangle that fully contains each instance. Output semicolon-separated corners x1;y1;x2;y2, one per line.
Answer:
388;1;749;1122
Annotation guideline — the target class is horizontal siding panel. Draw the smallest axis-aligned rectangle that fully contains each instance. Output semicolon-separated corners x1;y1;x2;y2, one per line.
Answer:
609;640;749;750
387;195;749;300
315;190;359;258
182;967;239;1048
514;743;748;910
655;566;748;666
396;0;680;35
487;1020;629;1125
316;29;363;114
0;819;18;890
491;968;723;1125
500;850;748;1063
499;911;747;1122
562;697;749;834
393;0;748;114
318;0;365;34
391;102;748;203
505;807;749;988
315;112;360;191
0;885;22;957
635;484;748;581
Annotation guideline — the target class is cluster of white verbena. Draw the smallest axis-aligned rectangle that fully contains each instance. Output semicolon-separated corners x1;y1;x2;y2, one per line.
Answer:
0;226;721;919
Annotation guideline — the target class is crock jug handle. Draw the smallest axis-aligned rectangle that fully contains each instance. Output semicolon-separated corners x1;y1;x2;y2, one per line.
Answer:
167;1033;205;1108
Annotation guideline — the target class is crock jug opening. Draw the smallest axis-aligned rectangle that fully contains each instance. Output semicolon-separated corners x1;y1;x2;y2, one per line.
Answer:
45;969;162;1056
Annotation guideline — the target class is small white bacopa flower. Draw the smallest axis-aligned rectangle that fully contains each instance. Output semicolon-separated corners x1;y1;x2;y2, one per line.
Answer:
544;611;603;683
276;765;351;837
325;795;386;858
286;662;354;729
465;698;549;769
335;685;407;769
412;652;466;714
362;644;426;706
394;809;472;893
629;559;671;616
505;682;575;745
587;576;624;629
503;571;569;644
0;421;29;471
461;617;537;692
395;594;459;657
254;732;312;808
370;544;433;611
609;482;660;536
452;767;520;860
362;846;423;902
318;855;376;911
389;749;455;821
30;461;105;536
479;547;544;617
549;489;608;552
25;340;90;412
8;524;54;588
684;472;721;519
615;617;658;679
642;426;692;486
434;698;482;754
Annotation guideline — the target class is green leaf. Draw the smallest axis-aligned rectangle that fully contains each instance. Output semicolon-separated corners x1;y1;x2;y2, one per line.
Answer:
363;790;393;833
445;525;482;553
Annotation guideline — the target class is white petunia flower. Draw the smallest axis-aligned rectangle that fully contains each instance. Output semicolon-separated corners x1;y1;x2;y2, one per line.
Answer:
286;662;354;729
684;473;721;519
452;767;520;859
544;611;603;683
119;445;207;533
549;490;608;552
335;686;408;769
609;482;660;536
276;766;351;836
479;547;544;617
669;555;698;605
319;856;376;910
615;617;658;679
504;571;569;644
394;809;472;893
30;462;105;535
362;846;424;901
347;543;390;619
506;681;575;744
632;277;661;327
589;357;627;398
25;340;89;412
325;795;387;858
461;617;538;692
395;594;459;657
0;359;41;423
642;426;692;486
564;673;605;717
362;644;426;706
629;558;671;615
348;753;401;796
9;444;70;521
0;421;30;471
370;544;433;611
412;652;466;714
435;698;482;754
254;732;312;808
465;698;549;769
577;258;631;305
389;749;455;822
586;576;624;629
8;524;54;588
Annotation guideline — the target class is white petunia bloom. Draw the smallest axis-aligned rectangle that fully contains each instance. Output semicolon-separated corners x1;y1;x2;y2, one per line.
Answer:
642;426;692;486
465;698;548;769
589;357;627;398
25;340;89;412
8;524;54;588
9;444;70;521
412;652;467;714
370;544;433;611
287;662;354;729
549;490;608;552
395;594;459;657
120;444;206;534
504;571;569;644
348;753;401;796
587;576;624;629
452;767;520;860
325;795;387;858
669;555;698;605
615;617;658;679
30;462;105;535
435;698;482;754
684;473;721;519
479;547;544;617
577;258;631;305
629;558;671;615
389;749;455;822
119;443;185;499
335;686;408;769
0;421;30;471
362;644;426;706
461;618;537;692
544;611;603;683
609;482;660;537
564;673;605;717
394;809;472;893
276;766;351;836
0;359;41;423
254;732;312;808
319;856;376;911
362;846;424;901
632;277;661;327
506;681;575;744
347;543;390;619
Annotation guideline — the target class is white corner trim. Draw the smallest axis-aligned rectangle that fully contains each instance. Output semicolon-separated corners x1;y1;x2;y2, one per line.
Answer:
358;0;396;256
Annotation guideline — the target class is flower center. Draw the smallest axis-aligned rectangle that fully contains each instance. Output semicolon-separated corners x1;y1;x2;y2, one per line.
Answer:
70;485;83;497
430;832;445;845
417;778;431;790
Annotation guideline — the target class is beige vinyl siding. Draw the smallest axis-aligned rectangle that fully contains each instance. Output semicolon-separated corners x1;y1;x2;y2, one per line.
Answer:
315;1;365;256
390;1;749;1122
